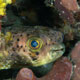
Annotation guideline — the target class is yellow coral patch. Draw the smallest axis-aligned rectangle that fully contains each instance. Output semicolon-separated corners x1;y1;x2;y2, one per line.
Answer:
5;32;13;43
0;0;12;16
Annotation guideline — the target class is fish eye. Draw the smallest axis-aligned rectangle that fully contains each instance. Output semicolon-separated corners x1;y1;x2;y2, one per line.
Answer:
26;37;43;52
31;40;39;48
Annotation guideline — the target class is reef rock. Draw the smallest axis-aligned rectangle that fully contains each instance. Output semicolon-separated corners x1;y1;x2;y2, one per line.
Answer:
72;62;80;80
16;68;36;80
54;0;79;24
60;0;78;11
71;41;80;63
37;57;72;80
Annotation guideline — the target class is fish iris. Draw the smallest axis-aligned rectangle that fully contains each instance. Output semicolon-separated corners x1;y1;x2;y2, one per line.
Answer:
31;41;38;47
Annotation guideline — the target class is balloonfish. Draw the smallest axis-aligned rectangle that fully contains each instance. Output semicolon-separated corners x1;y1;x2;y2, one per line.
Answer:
0;26;65;69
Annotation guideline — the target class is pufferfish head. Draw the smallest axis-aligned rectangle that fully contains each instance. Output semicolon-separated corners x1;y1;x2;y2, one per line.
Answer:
8;26;65;67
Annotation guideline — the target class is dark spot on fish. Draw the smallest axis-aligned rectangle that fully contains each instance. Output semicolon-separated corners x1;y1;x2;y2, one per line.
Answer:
46;43;47;45
15;32;17;34
27;34;30;36
13;35;14;38
23;49;25;52
20;34;22;37
17;45;19;48
36;52;39;55
17;38;19;41
29;53;31;56
12;47;15;51
21;45;23;48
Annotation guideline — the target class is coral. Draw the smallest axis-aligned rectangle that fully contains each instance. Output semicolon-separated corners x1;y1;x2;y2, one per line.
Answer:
45;0;79;24
37;57;72;80
0;0;12;16
71;41;80;63
57;0;79;11
71;42;80;80
13;57;72;80
16;68;36;80
72;62;80;80
54;0;78;24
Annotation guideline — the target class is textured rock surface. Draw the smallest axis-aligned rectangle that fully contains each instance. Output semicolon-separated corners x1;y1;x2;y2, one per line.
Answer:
16;68;36;80
72;62;80;80
60;0;78;11
74;11;80;22
37;57;72;80
54;0;79;24
54;0;78;11
71;42;80;80
71;42;80;63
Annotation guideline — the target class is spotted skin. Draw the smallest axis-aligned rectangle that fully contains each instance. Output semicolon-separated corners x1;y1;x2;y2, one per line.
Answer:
0;26;65;69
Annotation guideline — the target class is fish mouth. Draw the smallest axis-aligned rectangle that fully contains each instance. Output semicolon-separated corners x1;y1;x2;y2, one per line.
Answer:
50;43;65;53
49;43;65;62
52;46;65;53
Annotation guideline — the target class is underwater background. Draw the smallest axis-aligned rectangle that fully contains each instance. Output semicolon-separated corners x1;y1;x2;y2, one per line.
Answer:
0;0;80;80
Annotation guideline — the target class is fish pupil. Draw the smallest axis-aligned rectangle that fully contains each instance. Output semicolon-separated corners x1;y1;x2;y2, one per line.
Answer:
31;41;38;47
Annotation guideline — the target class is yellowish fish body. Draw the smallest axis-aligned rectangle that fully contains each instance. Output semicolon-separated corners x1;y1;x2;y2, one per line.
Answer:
0;26;65;69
